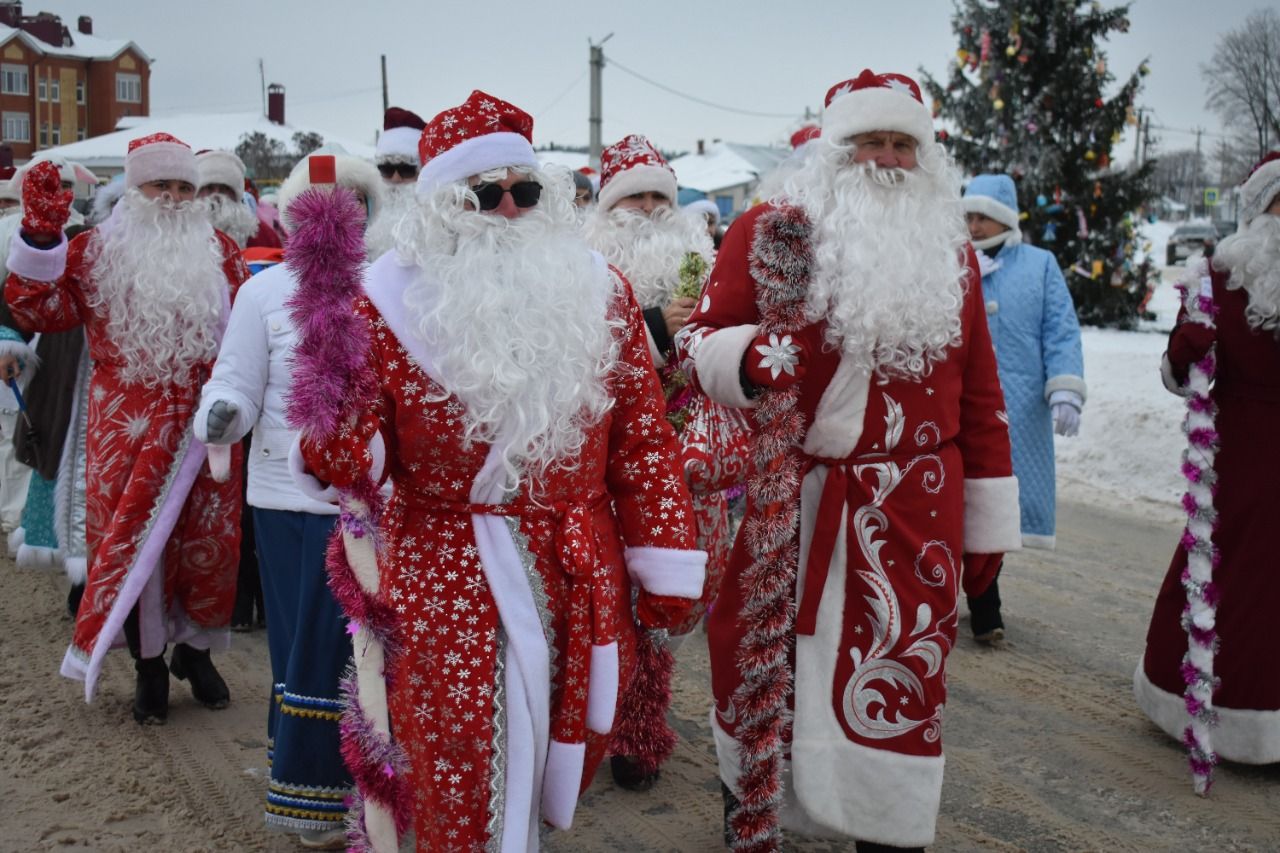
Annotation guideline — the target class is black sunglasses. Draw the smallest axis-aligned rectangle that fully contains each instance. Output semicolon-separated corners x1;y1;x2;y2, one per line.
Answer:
472;180;542;211
378;163;418;179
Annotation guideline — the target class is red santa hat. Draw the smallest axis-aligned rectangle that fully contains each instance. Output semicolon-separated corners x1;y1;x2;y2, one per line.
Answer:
195;149;247;195
125;132;199;190
1240;150;1280;225
416;90;538;195
597;134;678;212
821;69;934;147
376;106;427;166
789;124;821;149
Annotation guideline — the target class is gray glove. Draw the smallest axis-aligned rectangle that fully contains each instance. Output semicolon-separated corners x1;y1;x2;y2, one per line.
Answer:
205;400;239;443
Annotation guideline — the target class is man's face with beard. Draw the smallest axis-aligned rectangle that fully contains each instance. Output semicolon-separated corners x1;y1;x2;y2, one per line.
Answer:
139;178;196;204
466;170;541;220
613;191;671;217
851;130;919;175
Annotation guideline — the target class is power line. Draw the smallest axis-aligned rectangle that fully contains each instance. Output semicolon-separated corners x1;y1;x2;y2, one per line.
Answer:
535;70;588;118
606;56;798;119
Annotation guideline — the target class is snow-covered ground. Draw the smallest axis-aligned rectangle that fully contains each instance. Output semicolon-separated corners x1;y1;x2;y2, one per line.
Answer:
1052;220;1191;525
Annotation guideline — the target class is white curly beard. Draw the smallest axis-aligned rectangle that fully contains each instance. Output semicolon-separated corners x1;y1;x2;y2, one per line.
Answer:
394;169;623;489
1214;213;1280;336
200;193;260;248
780;139;969;380
363;181;417;262
86;189;227;388
582;204;714;309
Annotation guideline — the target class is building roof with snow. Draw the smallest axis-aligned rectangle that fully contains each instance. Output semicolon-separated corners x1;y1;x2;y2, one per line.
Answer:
0;21;150;64
669;141;790;194
31;112;377;174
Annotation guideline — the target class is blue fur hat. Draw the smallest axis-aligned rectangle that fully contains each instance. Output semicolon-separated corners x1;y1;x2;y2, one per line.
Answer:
962;173;1021;237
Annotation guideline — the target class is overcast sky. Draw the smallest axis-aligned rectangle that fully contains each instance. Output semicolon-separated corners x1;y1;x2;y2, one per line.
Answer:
36;0;1266;163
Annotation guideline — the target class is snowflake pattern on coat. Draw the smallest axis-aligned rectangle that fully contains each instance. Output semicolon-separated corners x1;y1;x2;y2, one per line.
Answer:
301;276;699;851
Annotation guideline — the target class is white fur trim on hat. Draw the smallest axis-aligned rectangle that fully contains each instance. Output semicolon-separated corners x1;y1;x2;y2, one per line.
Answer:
597;163;678;212
375;126;422;164
196;150;246;195
416;132;538;195
125;141;198;190
822;86;934;146
962;194;1019;231
277;154;385;229
1241;158;1280;225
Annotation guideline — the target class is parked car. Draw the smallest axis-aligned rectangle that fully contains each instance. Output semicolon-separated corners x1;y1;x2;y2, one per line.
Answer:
1214;219;1238;239
1166;223;1218;266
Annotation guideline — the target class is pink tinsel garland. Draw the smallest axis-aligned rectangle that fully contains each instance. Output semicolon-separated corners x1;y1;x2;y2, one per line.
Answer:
1173;268;1221;796
283;185;408;848
727;206;812;852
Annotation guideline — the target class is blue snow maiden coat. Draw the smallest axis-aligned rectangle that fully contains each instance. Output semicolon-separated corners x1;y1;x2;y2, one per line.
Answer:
964;174;1086;549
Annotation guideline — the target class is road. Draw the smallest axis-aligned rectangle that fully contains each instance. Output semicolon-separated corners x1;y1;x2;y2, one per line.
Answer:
3;497;1277;852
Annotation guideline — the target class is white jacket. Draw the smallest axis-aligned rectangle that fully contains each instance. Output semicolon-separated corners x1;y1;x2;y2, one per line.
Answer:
196;261;338;515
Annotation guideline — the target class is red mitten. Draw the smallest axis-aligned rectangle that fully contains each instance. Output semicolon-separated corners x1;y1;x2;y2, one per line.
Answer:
21;161;73;242
1167;321;1215;373
961;552;1004;599
743;331;807;392
637;591;697;634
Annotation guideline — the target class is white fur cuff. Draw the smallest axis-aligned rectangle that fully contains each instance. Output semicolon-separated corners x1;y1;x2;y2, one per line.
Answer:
541;739;586;830
1160;353;1192;396
693;323;760;410
7;232;68;282
1044;374;1087;404
625;546;706;599
963;476;1022;554
585;641;619;735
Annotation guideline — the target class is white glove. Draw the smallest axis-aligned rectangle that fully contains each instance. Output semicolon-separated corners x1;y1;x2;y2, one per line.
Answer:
1048;390;1083;437
205;400;239;443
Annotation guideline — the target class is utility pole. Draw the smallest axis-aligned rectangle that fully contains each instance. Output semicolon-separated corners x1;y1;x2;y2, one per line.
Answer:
1132;108;1143;166
1193;126;1203;217
259;59;266;116
588;33;613;170
1139;114;1152;169
380;55;389;115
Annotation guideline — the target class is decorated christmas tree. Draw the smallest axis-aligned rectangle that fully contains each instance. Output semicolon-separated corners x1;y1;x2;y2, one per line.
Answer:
922;0;1158;328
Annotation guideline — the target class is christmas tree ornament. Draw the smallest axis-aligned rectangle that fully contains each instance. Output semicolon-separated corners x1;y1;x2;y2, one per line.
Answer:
980;29;992;64
1043;221;1058;242
994;98;1005;111
1077;208;1089;237
1091;259;1104;278
1084;150;1096;161
1036;194;1048;207
1096;59;1107;75
1026;120;1039;133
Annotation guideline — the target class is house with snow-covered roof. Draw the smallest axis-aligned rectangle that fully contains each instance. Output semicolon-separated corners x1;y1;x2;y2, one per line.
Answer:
31;101;376;179
668;140;789;220
0;2;152;161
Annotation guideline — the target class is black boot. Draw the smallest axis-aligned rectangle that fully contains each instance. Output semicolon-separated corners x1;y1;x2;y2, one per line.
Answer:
967;573;1005;645
133;655;169;725
721;782;740;848
169;643;230;709
66;582;85;618
610;754;659;792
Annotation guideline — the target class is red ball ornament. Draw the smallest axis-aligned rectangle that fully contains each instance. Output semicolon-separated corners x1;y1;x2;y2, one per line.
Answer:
938;129;949;141
1094;98;1104;108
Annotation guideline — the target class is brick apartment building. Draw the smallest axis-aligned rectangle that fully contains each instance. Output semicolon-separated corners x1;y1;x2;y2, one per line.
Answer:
0;1;149;162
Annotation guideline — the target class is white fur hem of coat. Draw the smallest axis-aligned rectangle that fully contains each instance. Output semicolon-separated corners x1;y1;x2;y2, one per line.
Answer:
963;476;1022;554
1134;663;1280;764
801;353;871;458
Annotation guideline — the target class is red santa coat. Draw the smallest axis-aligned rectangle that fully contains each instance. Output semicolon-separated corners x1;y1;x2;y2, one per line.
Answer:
297;252;705;852
677;203;1020;847
5;227;248;700
1136;265;1280;763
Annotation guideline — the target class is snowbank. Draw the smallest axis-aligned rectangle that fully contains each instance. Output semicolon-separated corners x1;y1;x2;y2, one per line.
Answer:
1054;326;1185;524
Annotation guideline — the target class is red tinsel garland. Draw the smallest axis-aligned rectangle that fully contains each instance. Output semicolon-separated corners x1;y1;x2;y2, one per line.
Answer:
728;205;813;852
